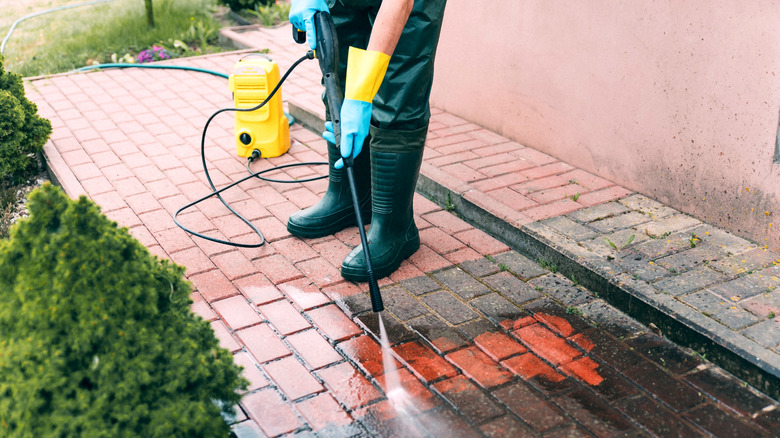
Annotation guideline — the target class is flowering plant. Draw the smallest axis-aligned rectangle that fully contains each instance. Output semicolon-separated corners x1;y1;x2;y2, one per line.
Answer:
137;45;171;63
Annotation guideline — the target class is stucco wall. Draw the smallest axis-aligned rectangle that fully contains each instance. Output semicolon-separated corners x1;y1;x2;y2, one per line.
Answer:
430;0;780;250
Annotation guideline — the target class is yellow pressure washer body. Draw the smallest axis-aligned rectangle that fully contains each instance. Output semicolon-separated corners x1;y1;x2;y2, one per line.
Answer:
228;56;290;158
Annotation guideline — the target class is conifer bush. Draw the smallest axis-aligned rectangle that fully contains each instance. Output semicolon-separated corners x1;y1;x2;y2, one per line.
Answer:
0;184;247;436
0;55;51;185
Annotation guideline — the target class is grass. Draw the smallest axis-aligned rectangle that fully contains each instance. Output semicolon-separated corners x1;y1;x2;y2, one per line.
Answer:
0;0;84;35
538;259;558;273
2;0;227;77
605;234;635;250
444;191;455;212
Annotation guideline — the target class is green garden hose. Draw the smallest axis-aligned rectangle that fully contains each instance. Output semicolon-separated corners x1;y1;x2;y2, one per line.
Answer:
75;63;229;79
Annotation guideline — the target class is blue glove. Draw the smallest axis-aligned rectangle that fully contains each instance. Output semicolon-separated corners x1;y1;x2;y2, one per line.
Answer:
334;99;372;169
322;121;335;144
289;0;329;50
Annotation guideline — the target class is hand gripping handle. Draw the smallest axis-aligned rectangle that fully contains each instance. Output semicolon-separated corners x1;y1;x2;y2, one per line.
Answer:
313;11;344;150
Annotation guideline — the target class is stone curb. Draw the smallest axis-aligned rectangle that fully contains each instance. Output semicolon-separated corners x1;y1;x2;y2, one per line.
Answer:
219;24;274;50
42;141;87;199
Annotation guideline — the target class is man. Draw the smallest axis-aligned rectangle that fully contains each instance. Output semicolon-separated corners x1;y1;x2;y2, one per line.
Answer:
287;0;447;282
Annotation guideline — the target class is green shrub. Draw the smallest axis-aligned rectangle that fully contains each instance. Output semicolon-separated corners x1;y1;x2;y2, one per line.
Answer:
0;184;247;436
219;0;274;12
246;1;292;27
0;55;51;185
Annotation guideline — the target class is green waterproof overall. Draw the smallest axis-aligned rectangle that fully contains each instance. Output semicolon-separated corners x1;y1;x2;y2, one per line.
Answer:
287;0;448;281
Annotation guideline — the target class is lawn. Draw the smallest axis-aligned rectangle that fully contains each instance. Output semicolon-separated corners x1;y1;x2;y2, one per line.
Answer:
1;0;227;77
0;0;88;34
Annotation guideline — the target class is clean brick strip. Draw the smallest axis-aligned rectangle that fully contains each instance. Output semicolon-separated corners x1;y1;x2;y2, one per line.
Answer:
513;324;582;366
241;389;302;436
445;347;514;389
236;324;291;364
264;356;325;401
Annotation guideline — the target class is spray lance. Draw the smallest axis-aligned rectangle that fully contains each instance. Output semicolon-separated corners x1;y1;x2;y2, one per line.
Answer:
294;12;384;313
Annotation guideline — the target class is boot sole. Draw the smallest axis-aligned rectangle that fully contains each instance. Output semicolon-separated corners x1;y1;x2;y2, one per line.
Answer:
340;237;420;282
287;204;371;239
287;214;364;239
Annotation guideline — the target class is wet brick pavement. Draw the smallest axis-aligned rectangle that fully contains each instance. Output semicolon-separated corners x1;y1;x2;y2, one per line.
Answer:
23;22;780;437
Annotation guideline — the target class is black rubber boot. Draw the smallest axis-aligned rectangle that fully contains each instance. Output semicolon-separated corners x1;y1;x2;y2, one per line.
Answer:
287;139;371;238
341;131;425;282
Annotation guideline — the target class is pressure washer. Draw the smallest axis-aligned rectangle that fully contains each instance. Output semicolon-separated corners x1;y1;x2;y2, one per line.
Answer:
228;54;290;159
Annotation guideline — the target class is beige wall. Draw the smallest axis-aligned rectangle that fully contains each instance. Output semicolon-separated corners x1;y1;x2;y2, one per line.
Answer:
430;0;780;250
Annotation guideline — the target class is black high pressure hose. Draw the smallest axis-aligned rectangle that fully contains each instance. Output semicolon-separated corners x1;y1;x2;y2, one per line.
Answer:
173;51;327;248
178;40;383;311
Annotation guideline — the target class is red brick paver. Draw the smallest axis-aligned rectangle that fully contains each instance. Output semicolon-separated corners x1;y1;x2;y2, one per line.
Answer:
265;356;324;400
286;329;342;370
241;389;302;436
317;362;383;410
394;341;459;383
446;347;514;389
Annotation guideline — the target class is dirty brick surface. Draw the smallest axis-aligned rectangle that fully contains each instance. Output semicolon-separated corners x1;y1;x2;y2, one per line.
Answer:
526;196;780;389
25;24;779;437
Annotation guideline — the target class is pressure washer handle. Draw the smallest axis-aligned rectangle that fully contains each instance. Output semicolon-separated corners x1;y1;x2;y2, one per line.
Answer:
313;11;344;147
343;152;354;169
313;12;338;75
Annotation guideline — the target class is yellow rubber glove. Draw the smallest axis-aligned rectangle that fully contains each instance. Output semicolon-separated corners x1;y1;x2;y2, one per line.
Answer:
345;47;391;102
334;47;391;169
